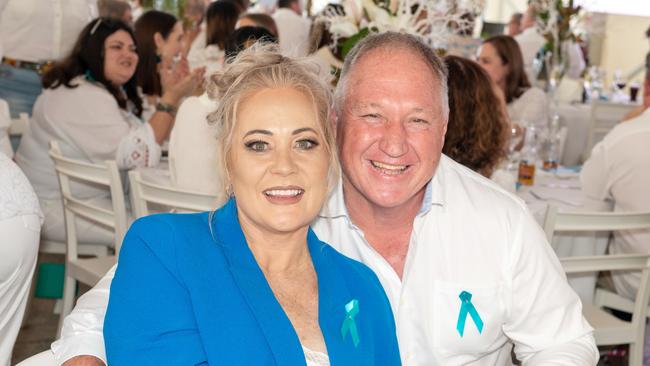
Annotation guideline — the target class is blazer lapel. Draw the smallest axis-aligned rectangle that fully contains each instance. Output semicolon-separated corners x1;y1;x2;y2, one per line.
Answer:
308;230;365;365
211;199;306;366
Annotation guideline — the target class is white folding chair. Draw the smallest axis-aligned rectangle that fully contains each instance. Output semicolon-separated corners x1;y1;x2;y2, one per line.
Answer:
128;170;217;218
15;350;57;366
544;205;650;365
49;141;128;336
585;101;638;158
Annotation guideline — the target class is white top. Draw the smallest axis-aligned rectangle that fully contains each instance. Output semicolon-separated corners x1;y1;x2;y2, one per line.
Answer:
514;27;546;85
0;0;97;62
0;151;43;222
303;346;329;366
15;77;160;202
272;8;312;57
168;93;219;195
581;107;650;300
52;156;598;365
507;87;549;129
187;44;225;76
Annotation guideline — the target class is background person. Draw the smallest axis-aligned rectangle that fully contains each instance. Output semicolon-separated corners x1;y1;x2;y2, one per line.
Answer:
273;0;311;57
0;152;42;366
507;12;523;36
478;35;549;129
14;18;191;246
0;0;98;118
442;55;513;191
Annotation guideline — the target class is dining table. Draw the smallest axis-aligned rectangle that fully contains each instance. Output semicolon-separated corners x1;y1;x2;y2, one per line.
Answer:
515;166;612;304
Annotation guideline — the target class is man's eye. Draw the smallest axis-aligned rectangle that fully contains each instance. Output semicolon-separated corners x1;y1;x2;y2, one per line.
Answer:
412;118;429;124
295;139;319;150
245;140;268;152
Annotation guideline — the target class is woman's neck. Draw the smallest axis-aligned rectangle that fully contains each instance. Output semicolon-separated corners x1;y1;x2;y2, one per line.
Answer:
238;213;312;274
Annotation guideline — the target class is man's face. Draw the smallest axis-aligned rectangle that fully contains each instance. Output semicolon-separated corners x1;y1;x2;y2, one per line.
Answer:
336;48;447;210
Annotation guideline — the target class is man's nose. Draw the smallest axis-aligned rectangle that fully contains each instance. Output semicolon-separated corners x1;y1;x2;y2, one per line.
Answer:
378;122;408;157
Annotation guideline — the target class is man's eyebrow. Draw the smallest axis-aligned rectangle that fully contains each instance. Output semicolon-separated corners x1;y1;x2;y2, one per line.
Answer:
243;129;272;137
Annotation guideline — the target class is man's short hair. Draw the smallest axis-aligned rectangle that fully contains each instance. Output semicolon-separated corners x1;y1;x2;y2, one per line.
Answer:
277;0;297;9
333;32;449;120
511;12;523;23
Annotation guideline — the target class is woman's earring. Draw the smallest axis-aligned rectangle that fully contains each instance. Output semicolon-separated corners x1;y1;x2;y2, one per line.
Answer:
226;184;234;197
155;54;162;64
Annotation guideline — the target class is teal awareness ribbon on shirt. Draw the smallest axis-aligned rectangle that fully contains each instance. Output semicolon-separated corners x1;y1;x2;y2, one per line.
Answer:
456;291;484;337
341;299;360;347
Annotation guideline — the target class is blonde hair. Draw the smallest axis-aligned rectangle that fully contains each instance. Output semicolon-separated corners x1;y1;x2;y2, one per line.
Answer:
206;43;339;206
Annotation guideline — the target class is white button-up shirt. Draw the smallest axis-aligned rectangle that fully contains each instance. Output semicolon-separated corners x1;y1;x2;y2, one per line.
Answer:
52;156;598;365
581;107;650;301
0;0;97;63
314;156;597;365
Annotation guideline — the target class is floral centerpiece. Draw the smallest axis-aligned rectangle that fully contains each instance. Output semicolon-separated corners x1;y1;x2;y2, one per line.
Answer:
317;0;484;63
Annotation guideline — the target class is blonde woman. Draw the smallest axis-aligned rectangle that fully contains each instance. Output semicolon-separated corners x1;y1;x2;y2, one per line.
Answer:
104;44;400;365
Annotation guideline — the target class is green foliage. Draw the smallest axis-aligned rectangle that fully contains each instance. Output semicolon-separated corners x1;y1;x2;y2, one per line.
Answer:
341;27;371;59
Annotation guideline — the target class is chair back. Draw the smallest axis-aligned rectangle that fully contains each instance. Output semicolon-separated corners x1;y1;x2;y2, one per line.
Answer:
543;205;650;242
128;170;217;219
49;141;128;256
586;101;637;158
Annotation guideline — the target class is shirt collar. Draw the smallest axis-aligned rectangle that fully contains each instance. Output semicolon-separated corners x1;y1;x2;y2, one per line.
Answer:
318;156;449;220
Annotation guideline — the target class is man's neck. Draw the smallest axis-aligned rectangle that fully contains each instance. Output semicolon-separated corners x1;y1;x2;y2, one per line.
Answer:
341;181;426;277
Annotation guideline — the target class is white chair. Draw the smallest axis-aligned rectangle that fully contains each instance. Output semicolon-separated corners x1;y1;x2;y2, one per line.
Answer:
9;112;30;137
15;350;57;366
49;141;128;335
585;100;638;158
544;205;650;365
128;170;217;218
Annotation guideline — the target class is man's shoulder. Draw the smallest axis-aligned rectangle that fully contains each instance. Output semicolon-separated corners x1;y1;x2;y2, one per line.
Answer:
437;156;526;213
606;108;650;142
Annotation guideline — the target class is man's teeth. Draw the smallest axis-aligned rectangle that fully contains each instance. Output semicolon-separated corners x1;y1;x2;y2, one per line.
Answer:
265;189;303;197
371;161;407;173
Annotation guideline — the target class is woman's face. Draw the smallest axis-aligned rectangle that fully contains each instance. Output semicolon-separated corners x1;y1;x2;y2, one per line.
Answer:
229;87;330;235
156;21;184;61
103;30;138;86
477;43;508;89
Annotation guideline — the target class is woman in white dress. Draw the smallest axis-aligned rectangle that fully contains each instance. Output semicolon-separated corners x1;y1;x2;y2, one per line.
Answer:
477;35;548;129
15;18;198;245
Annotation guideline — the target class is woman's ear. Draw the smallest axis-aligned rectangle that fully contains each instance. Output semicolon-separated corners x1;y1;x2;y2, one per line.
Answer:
153;32;165;53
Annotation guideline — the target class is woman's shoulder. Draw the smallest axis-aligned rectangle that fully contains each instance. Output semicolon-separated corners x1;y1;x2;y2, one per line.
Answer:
520;86;547;101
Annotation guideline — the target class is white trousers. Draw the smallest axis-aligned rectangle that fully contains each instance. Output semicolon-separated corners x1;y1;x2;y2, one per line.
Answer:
0;214;40;366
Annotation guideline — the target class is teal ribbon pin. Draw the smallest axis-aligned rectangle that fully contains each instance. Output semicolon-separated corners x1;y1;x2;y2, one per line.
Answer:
341;299;360;347
456;291;484;337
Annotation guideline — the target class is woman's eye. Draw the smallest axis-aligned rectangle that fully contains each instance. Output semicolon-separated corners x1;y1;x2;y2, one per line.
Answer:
295;139;319;150
245;140;268;152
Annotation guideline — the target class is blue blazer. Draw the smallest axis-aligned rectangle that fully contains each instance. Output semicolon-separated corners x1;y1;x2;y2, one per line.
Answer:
104;198;401;365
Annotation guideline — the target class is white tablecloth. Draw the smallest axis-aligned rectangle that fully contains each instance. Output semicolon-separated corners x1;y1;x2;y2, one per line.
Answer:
516;168;612;304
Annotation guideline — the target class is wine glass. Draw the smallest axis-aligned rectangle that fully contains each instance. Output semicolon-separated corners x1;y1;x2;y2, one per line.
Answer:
507;123;524;170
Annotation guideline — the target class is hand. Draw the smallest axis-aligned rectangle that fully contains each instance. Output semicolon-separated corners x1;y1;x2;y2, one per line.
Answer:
62;355;106;366
160;58;205;104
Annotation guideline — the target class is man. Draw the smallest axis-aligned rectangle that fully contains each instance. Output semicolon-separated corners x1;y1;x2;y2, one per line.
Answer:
507;12;523;36
53;33;598;365
98;0;133;26
581;57;650;302
514;4;545;84
272;0;311;57
0;0;98;117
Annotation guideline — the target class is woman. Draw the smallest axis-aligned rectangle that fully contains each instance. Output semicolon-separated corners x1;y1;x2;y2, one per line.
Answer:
104;44;400;365
187;0;242;74
477;35;548;129
134;10;204;116
236;12;279;38
14;18;190;245
443;55;515;191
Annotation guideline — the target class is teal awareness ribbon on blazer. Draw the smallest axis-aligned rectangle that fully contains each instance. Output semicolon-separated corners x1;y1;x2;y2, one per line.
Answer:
341;299;360;347
456;291;484;337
